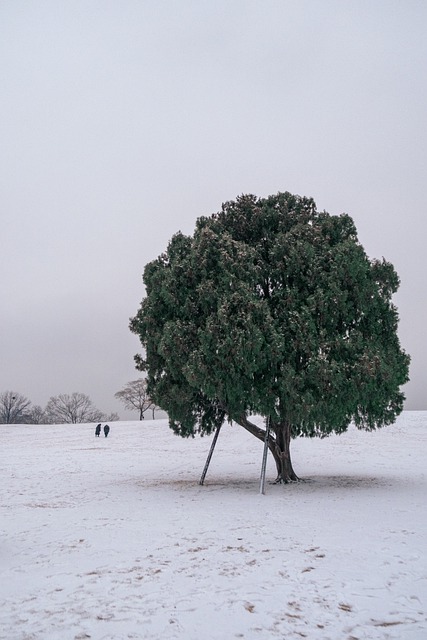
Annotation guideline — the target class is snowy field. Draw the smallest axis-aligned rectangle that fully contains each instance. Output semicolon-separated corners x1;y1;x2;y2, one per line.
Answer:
1;412;426;640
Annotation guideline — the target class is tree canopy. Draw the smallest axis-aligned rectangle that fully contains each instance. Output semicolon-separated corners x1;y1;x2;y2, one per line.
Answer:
130;192;410;481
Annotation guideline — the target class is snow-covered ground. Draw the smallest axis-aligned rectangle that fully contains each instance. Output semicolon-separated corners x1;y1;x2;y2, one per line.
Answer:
1;412;426;640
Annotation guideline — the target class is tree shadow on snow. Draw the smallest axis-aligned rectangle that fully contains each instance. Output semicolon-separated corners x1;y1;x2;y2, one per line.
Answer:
299;474;401;490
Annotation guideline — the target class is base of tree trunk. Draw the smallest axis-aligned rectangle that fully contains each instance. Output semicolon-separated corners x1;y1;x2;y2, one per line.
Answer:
272;472;300;484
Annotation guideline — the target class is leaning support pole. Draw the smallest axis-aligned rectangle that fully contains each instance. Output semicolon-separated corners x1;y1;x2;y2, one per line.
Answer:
259;416;271;495
199;424;222;485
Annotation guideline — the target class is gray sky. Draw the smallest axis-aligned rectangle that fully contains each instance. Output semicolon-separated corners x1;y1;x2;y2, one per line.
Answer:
1;0;426;419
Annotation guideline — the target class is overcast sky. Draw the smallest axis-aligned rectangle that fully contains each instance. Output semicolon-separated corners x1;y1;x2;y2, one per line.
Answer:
1;0;426;419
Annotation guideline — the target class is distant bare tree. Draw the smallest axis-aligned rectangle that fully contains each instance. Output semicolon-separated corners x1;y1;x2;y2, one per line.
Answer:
0;391;32;424
115;379;157;420
45;393;105;424
27;405;48;424
105;412;120;422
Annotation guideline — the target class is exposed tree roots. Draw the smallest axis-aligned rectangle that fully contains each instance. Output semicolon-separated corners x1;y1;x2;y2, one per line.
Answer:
272;473;301;484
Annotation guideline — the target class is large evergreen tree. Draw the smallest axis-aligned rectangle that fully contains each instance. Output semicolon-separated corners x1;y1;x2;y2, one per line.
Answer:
130;192;410;482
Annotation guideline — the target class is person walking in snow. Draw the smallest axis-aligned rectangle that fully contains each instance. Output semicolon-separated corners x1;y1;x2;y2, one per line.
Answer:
103;424;110;438
95;423;101;437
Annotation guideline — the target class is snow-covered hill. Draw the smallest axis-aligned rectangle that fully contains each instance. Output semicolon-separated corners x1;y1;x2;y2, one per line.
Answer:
1;413;426;639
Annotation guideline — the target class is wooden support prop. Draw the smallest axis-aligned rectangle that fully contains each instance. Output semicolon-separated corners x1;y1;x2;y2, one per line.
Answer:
199;423;222;485
259;416;271;495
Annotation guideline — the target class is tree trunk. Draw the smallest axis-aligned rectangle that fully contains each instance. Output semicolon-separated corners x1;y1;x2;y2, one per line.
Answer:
272;421;299;483
237;415;299;484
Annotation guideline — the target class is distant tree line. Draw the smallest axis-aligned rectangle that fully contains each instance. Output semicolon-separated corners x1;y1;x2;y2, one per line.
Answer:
0;391;119;425
0;379;160;424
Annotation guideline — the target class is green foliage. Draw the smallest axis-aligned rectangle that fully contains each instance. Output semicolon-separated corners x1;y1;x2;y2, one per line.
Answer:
130;192;410;440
